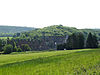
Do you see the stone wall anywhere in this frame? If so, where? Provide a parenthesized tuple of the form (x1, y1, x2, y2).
(9, 36, 68, 50)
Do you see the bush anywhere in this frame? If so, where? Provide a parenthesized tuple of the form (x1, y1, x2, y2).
(21, 44, 31, 51)
(13, 46, 18, 52)
(17, 48, 22, 52)
(3, 44, 13, 54)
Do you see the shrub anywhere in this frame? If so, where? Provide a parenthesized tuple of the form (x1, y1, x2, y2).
(3, 44, 13, 54)
(17, 48, 22, 52)
(13, 46, 18, 52)
(21, 44, 31, 51)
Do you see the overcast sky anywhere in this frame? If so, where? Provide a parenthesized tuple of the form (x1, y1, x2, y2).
(0, 0, 100, 29)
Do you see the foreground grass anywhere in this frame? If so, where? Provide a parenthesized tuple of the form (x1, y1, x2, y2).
(0, 49, 100, 75)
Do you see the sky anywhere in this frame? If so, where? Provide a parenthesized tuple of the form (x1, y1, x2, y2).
(0, 0, 100, 29)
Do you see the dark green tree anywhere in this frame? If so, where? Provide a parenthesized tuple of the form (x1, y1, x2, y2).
(86, 33, 93, 48)
(86, 32, 98, 48)
(66, 32, 85, 49)
(71, 33, 78, 49)
(92, 34, 98, 48)
(66, 35, 73, 50)
(77, 33, 85, 49)
(0, 39, 3, 52)
(3, 44, 13, 54)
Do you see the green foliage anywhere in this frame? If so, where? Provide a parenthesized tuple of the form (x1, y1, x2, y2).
(86, 33, 98, 48)
(17, 25, 79, 39)
(13, 46, 18, 52)
(12, 42, 17, 52)
(86, 33, 93, 48)
(14, 25, 100, 40)
(92, 35, 98, 48)
(20, 44, 31, 51)
(17, 47, 22, 52)
(77, 32, 85, 49)
(71, 33, 79, 49)
(0, 39, 3, 52)
(3, 44, 13, 54)
(66, 35, 73, 49)
(66, 32, 85, 49)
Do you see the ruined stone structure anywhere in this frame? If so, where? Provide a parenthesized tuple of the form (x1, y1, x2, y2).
(9, 36, 68, 50)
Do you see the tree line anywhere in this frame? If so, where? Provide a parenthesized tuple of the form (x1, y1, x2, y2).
(0, 32, 99, 54)
(0, 38, 31, 54)
(57, 32, 99, 50)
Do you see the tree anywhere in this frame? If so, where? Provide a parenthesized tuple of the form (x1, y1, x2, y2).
(92, 34, 98, 48)
(66, 35, 73, 50)
(3, 44, 13, 54)
(66, 33, 79, 49)
(77, 33, 85, 49)
(0, 39, 3, 52)
(86, 32, 98, 48)
(71, 33, 78, 49)
(66, 32, 85, 49)
(86, 33, 93, 48)
(20, 44, 31, 51)
(12, 42, 17, 52)
(7, 37, 10, 44)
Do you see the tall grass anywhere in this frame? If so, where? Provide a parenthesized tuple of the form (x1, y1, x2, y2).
(0, 49, 100, 75)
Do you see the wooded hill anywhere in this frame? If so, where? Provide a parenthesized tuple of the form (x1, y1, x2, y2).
(15, 25, 100, 40)
(0, 26, 35, 37)
(0, 26, 35, 33)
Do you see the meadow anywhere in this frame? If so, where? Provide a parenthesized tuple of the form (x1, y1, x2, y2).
(0, 49, 100, 75)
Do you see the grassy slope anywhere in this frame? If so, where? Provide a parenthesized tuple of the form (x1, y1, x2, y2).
(0, 49, 100, 75)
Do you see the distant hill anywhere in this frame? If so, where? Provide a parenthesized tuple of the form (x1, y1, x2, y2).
(0, 26, 35, 33)
(0, 25, 36, 37)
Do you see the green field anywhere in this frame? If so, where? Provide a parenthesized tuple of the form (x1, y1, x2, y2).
(0, 49, 100, 75)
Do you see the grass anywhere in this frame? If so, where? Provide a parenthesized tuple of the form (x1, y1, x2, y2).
(0, 49, 100, 75)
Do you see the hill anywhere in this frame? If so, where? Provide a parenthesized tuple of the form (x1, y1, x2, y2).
(0, 49, 100, 74)
(0, 25, 35, 37)
(0, 26, 35, 33)
(16, 25, 79, 39)
(17, 25, 100, 40)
